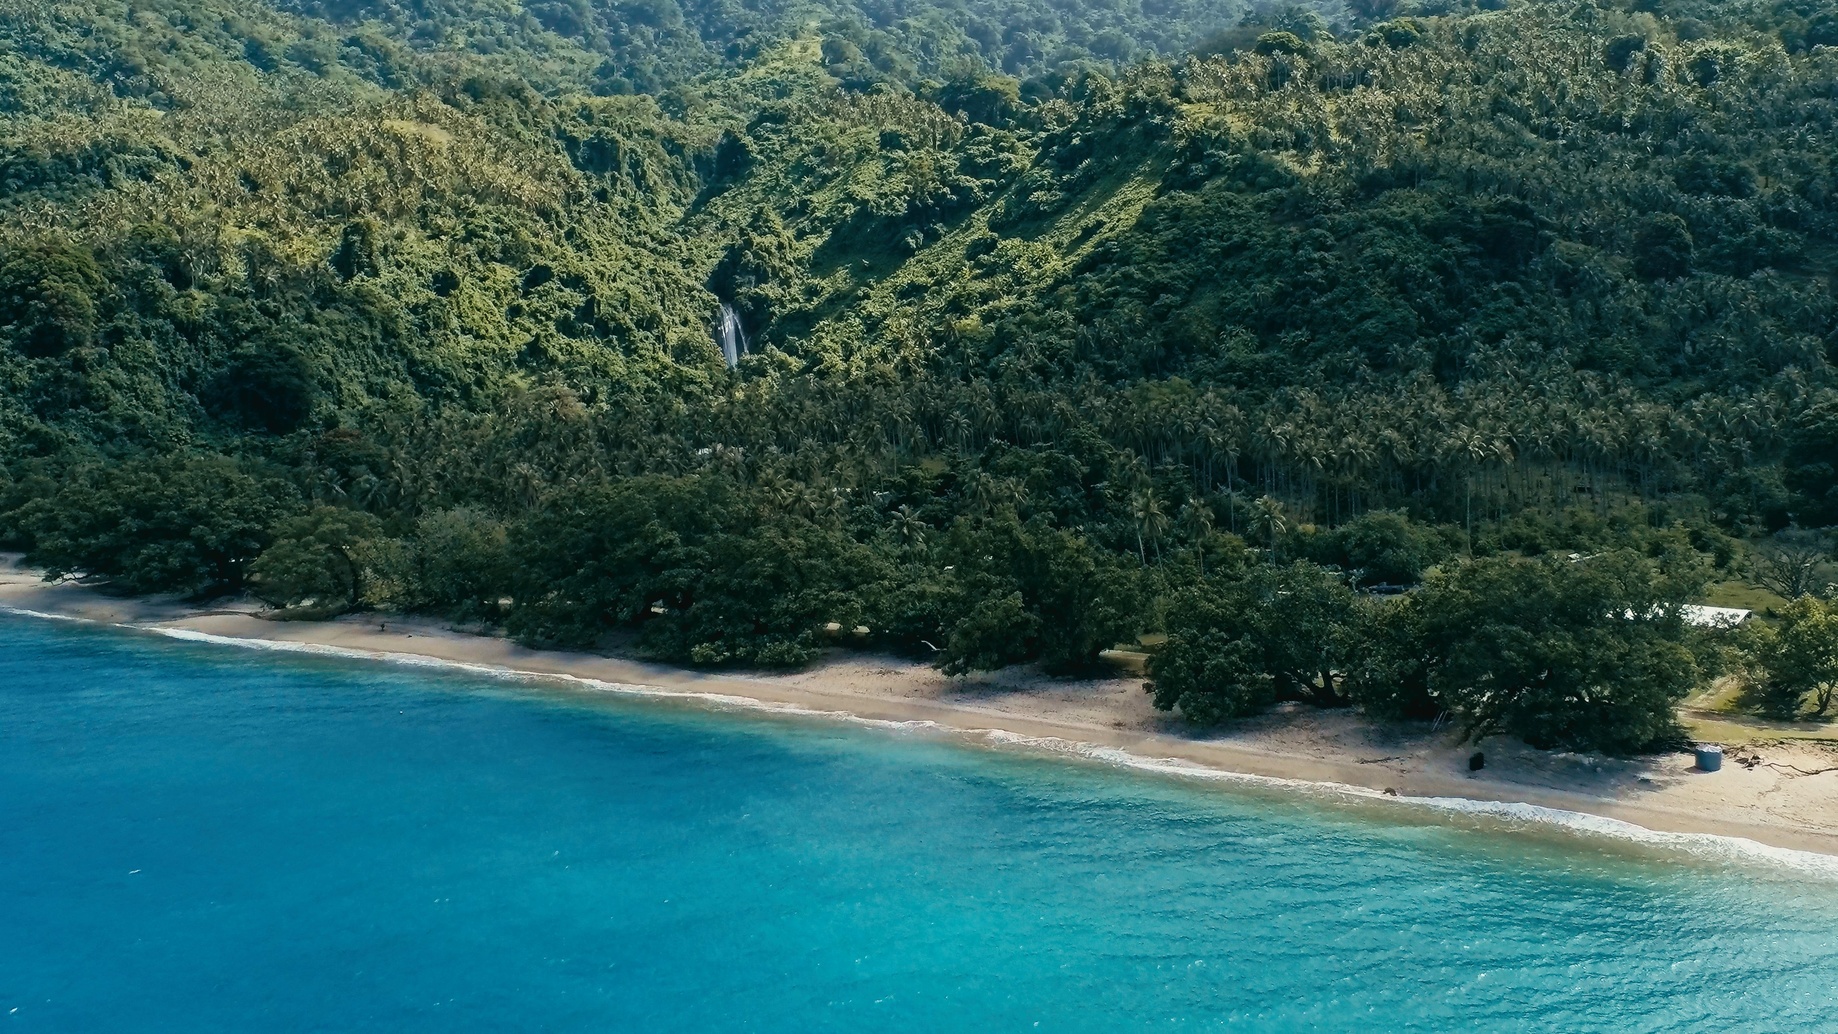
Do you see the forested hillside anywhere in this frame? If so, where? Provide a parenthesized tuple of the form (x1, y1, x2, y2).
(5, 0, 1838, 751)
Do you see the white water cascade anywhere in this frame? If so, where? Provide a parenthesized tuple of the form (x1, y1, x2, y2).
(715, 302, 748, 367)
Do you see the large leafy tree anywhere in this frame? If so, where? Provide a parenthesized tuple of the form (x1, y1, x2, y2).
(1410, 553, 1704, 754)
(930, 512, 1141, 675)
(1148, 562, 1356, 722)
(507, 476, 733, 650)
(13, 455, 299, 597)
(648, 516, 885, 668)
(249, 506, 389, 612)
(1741, 597, 1838, 719)
(409, 508, 514, 621)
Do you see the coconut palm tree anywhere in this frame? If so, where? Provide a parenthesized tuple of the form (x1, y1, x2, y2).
(1131, 489, 1170, 566)
(891, 504, 928, 556)
(1249, 496, 1288, 561)
(1177, 496, 1215, 576)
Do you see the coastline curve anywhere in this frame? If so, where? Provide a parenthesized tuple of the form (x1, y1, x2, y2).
(8, 603, 1836, 879)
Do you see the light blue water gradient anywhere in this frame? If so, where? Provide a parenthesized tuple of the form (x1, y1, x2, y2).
(3, 616, 1836, 1032)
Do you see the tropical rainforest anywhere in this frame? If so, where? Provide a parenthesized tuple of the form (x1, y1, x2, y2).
(4, 0, 1838, 753)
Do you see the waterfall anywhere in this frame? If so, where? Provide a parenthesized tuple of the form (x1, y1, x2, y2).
(714, 303, 748, 368)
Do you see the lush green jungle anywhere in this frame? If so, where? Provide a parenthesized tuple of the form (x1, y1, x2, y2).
(4, 0, 1838, 753)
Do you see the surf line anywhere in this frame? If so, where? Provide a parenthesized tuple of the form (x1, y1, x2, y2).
(7, 604, 1838, 878)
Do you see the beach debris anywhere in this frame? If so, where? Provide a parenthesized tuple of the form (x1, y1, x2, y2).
(1727, 746, 1838, 776)
(1772, 762, 1838, 776)
(1728, 747, 1764, 769)
(1720, 749, 1838, 782)
(1468, 751, 1486, 772)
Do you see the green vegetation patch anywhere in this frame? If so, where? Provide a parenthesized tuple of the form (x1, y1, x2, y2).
(6, 0, 1838, 755)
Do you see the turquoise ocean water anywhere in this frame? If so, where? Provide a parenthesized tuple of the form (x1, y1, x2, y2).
(3, 615, 1837, 1032)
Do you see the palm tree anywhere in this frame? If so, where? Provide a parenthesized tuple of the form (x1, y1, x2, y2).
(1177, 496, 1215, 576)
(891, 504, 928, 556)
(1249, 496, 1287, 561)
(1130, 489, 1169, 566)
(966, 472, 1000, 515)
(1443, 427, 1491, 552)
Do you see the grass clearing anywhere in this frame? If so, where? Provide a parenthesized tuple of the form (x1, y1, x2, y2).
(1699, 580, 1794, 617)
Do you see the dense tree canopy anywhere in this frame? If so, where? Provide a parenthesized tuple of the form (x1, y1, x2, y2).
(5, 0, 1838, 752)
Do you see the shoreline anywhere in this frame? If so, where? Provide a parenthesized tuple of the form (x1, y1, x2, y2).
(5, 559, 1838, 863)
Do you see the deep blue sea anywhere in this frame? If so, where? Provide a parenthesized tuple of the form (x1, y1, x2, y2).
(4, 616, 1837, 1032)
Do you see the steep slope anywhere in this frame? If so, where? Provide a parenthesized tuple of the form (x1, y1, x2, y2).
(2, 0, 1837, 724)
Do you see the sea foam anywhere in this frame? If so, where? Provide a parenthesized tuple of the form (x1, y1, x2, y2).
(9, 604, 1838, 879)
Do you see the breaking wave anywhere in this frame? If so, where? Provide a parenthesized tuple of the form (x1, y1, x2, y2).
(9, 605, 1837, 878)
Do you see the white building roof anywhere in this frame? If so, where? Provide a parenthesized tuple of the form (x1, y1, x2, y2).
(1681, 604, 1752, 629)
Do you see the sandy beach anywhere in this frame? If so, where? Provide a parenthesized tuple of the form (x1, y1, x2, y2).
(5, 555, 1837, 859)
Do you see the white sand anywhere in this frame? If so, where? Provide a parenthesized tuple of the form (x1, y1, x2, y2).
(5, 556, 1836, 858)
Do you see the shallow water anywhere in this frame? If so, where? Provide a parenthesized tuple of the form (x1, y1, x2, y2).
(4, 617, 1836, 1032)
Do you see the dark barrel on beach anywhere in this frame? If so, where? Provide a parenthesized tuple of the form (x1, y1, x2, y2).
(1694, 745, 1723, 772)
